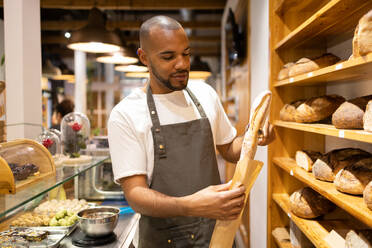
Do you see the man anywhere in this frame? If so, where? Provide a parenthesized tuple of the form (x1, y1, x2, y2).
(108, 16, 274, 247)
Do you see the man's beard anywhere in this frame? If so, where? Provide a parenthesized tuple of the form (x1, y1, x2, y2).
(150, 64, 188, 91)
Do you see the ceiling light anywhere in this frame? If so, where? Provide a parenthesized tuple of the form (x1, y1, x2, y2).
(42, 59, 62, 78)
(115, 64, 148, 72)
(64, 32, 71, 39)
(96, 51, 138, 64)
(189, 56, 212, 80)
(67, 8, 122, 53)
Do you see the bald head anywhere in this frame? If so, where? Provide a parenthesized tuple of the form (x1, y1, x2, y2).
(139, 16, 183, 51)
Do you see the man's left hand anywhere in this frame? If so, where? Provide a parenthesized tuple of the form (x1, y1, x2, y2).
(258, 121, 275, 146)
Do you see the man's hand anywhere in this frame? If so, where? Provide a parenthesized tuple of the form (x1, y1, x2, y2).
(182, 181, 246, 221)
(258, 120, 275, 146)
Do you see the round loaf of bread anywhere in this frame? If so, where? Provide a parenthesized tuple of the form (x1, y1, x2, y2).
(364, 100, 372, 132)
(294, 95, 345, 123)
(289, 187, 335, 219)
(288, 58, 319, 77)
(332, 95, 372, 129)
(296, 150, 322, 172)
(277, 62, 295, 81)
(363, 181, 372, 211)
(279, 100, 305, 122)
(358, 10, 372, 56)
(334, 157, 372, 195)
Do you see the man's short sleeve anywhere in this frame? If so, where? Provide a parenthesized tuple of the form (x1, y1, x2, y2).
(108, 112, 148, 184)
(213, 91, 237, 146)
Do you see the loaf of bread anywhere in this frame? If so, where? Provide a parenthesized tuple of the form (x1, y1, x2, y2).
(312, 148, 371, 182)
(288, 54, 340, 78)
(313, 53, 341, 68)
(364, 100, 372, 132)
(294, 95, 345, 123)
(277, 62, 295, 81)
(352, 24, 360, 58)
(363, 181, 372, 211)
(357, 10, 372, 56)
(279, 99, 305, 122)
(295, 150, 322, 172)
(332, 95, 372, 129)
(289, 187, 335, 219)
(334, 157, 372, 195)
(345, 230, 372, 248)
(288, 58, 319, 77)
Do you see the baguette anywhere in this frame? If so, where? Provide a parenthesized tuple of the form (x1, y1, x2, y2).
(209, 91, 271, 248)
(294, 95, 345, 123)
(334, 157, 372, 195)
(289, 187, 335, 219)
(295, 150, 322, 172)
(332, 95, 372, 129)
(364, 100, 372, 132)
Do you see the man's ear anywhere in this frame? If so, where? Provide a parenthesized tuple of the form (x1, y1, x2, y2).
(137, 48, 148, 66)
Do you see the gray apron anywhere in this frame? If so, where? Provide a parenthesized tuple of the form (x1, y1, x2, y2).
(138, 85, 221, 248)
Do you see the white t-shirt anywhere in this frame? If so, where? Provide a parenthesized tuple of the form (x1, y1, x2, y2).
(108, 80, 237, 185)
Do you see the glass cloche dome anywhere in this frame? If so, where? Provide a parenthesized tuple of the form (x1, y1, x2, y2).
(61, 112, 90, 158)
(37, 129, 61, 156)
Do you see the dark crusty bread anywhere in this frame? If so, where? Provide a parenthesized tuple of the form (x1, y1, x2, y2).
(364, 181, 372, 211)
(334, 157, 372, 195)
(294, 95, 345, 123)
(364, 100, 372, 132)
(357, 10, 372, 56)
(295, 150, 322, 172)
(332, 95, 372, 129)
(312, 148, 371, 182)
(289, 187, 335, 219)
(279, 99, 305, 122)
(313, 53, 341, 68)
(277, 62, 295, 81)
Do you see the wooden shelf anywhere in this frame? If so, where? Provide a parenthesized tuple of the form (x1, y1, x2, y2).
(273, 53, 372, 87)
(273, 193, 331, 248)
(272, 227, 293, 248)
(274, 120, 372, 144)
(275, 0, 372, 51)
(273, 157, 372, 228)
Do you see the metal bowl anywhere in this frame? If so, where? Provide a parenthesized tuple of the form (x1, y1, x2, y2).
(77, 206, 120, 237)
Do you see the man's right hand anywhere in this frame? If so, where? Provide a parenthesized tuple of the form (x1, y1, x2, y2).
(181, 181, 246, 221)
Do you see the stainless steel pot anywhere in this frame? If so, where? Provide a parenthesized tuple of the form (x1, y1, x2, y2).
(77, 206, 120, 237)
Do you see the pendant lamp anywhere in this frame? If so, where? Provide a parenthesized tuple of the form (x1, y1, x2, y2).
(67, 8, 122, 53)
(115, 64, 148, 73)
(96, 50, 138, 64)
(125, 72, 150, 78)
(189, 56, 211, 80)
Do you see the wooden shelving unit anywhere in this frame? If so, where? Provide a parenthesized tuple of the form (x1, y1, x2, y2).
(273, 53, 372, 87)
(273, 193, 331, 248)
(275, 0, 372, 51)
(273, 157, 372, 227)
(274, 121, 372, 144)
(268, 0, 372, 247)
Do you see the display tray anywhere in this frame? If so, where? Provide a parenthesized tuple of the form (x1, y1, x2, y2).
(10, 222, 78, 236)
(9, 227, 69, 248)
